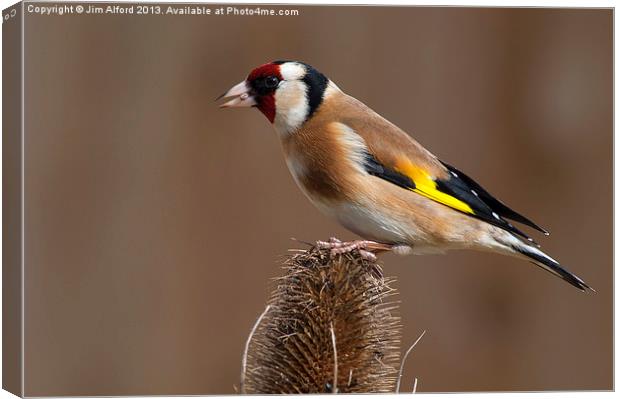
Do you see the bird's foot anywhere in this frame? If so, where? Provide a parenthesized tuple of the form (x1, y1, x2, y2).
(316, 238, 392, 262)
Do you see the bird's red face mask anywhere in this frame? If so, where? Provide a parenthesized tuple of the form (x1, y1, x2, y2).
(218, 63, 282, 123)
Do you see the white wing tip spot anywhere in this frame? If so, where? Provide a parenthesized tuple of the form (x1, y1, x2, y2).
(450, 171, 458, 177)
(492, 212, 500, 220)
(471, 189, 478, 197)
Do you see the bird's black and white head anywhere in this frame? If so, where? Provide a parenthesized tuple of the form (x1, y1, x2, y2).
(218, 61, 337, 135)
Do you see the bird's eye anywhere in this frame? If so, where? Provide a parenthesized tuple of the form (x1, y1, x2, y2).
(265, 76, 279, 88)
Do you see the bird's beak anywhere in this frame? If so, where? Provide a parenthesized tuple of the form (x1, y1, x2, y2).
(216, 81, 257, 108)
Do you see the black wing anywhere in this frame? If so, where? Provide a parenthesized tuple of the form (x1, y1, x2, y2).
(439, 161, 549, 235)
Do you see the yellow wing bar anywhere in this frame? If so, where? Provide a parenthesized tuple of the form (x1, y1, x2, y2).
(394, 160, 474, 215)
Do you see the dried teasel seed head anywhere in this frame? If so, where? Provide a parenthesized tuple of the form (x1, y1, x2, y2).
(242, 246, 402, 394)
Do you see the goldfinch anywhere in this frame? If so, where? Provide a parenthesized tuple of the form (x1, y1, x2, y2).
(218, 60, 592, 292)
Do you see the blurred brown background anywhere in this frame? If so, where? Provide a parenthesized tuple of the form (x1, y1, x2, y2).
(22, 5, 612, 395)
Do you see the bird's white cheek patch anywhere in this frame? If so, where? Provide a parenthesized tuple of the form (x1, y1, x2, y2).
(274, 81, 309, 135)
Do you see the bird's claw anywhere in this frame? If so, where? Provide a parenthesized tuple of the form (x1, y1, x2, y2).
(316, 239, 392, 261)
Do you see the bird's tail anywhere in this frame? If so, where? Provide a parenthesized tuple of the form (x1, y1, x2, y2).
(496, 233, 594, 292)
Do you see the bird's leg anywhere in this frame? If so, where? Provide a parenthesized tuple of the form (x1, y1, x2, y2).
(316, 239, 393, 262)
